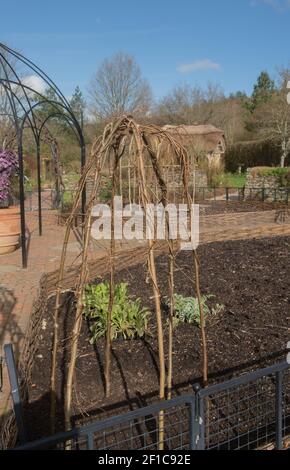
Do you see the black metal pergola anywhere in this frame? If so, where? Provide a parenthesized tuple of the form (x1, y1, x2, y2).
(0, 43, 86, 268)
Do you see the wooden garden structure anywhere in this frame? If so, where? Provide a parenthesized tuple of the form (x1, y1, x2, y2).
(50, 116, 208, 449)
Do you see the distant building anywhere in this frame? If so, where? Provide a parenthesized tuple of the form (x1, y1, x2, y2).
(162, 124, 226, 172)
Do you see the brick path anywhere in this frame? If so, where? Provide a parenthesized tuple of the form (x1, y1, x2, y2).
(0, 210, 145, 415)
(0, 212, 77, 415)
(0, 206, 290, 417)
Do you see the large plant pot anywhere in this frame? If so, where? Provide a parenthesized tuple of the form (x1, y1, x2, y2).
(0, 207, 21, 255)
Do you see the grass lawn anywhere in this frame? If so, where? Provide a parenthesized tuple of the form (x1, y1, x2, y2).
(211, 172, 246, 188)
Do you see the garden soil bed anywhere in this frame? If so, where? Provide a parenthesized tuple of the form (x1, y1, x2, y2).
(24, 235, 290, 444)
(200, 200, 288, 215)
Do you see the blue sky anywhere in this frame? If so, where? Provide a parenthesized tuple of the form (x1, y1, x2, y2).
(1, 0, 290, 100)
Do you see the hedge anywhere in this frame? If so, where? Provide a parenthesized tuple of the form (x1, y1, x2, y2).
(225, 140, 286, 172)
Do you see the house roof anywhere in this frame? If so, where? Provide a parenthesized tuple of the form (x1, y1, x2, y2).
(162, 124, 226, 153)
(162, 124, 224, 136)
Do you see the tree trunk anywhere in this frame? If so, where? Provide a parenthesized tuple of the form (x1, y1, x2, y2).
(136, 138, 166, 450)
(193, 250, 208, 387)
(104, 156, 117, 397)
(280, 152, 286, 168)
(167, 245, 174, 400)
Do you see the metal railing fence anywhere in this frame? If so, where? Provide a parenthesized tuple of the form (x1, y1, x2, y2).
(196, 361, 289, 450)
(15, 395, 195, 451)
(195, 186, 290, 203)
(8, 355, 289, 451)
(21, 186, 290, 212)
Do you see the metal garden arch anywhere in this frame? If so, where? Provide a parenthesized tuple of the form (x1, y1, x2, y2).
(0, 43, 86, 268)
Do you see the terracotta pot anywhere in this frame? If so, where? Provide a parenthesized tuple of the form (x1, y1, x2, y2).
(0, 206, 21, 255)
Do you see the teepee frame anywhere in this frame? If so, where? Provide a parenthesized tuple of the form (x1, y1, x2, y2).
(50, 116, 208, 449)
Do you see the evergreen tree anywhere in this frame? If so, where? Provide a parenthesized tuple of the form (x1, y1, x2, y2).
(70, 86, 86, 128)
(229, 91, 248, 100)
(248, 71, 275, 112)
(35, 88, 66, 124)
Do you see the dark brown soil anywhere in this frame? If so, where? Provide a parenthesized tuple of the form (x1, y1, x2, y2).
(200, 200, 288, 215)
(25, 235, 290, 442)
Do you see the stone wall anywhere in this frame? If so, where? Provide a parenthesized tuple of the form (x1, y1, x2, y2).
(85, 169, 208, 203)
(245, 168, 289, 202)
(195, 170, 208, 187)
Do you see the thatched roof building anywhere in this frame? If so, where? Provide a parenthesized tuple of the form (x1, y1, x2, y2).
(162, 124, 226, 159)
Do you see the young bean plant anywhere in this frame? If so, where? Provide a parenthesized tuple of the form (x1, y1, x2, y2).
(83, 282, 151, 342)
(166, 293, 224, 329)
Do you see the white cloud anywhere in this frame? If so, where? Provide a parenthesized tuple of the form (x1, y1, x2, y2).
(177, 59, 221, 75)
(22, 75, 46, 94)
(251, 0, 290, 10)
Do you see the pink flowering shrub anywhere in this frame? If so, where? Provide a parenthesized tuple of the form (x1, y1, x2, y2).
(0, 150, 19, 206)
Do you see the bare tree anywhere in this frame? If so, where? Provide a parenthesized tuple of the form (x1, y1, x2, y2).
(210, 97, 248, 144)
(0, 48, 19, 148)
(89, 52, 152, 120)
(255, 68, 290, 167)
(156, 84, 202, 125)
(155, 82, 227, 126)
(155, 82, 248, 143)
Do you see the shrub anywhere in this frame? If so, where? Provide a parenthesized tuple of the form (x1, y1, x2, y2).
(83, 282, 151, 342)
(165, 293, 224, 328)
(210, 172, 246, 188)
(99, 178, 112, 202)
(250, 167, 290, 187)
(225, 140, 283, 172)
(259, 167, 290, 186)
(253, 166, 290, 177)
(60, 191, 74, 213)
(0, 150, 19, 206)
